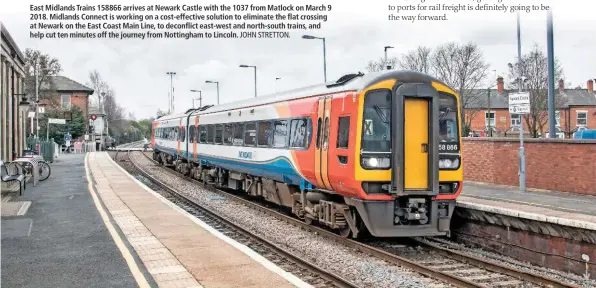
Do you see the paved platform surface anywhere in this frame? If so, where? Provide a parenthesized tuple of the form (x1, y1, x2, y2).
(1, 154, 144, 288)
(88, 152, 305, 288)
(459, 182, 596, 229)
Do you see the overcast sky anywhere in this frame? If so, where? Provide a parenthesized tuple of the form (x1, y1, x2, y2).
(2, 0, 595, 119)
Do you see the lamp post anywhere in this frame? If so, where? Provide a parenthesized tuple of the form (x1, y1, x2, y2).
(166, 72, 176, 114)
(239, 65, 257, 98)
(190, 90, 202, 108)
(275, 77, 281, 93)
(205, 80, 219, 105)
(384, 46, 394, 70)
(34, 59, 39, 138)
(302, 34, 327, 83)
(546, 10, 556, 139)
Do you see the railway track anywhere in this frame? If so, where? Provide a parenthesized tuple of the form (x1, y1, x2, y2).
(118, 150, 357, 288)
(124, 150, 580, 288)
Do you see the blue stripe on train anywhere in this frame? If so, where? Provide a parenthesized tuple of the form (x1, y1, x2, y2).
(154, 144, 303, 185)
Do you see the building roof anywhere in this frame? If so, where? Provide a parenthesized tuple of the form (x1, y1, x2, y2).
(0, 22, 26, 65)
(465, 88, 596, 109)
(26, 75, 94, 94)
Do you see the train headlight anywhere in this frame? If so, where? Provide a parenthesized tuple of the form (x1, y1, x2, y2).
(361, 156, 391, 169)
(439, 156, 460, 169)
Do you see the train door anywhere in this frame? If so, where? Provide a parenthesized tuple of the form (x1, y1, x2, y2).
(314, 95, 333, 190)
(177, 118, 183, 157)
(392, 83, 439, 196)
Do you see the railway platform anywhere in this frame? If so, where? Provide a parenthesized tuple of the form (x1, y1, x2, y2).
(459, 182, 596, 229)
(86, 151, 307, 288)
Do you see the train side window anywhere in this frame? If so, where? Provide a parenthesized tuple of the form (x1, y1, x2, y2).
(223, 123, 233, 145)
(207, 125, 215, 143)
(258, 121, 272, 147)
(233, 123, 244, 145)
(199, 126, 207, 143)
(244, 122, 257, 146)
(290, 118, 307, 148)
(315, 118, 322, 149)
(180, 126, 186, 142)
(323, 117, 330, 149)
(194, 125, 198, 142)
(337, 116, 350, 149)
(215, 124, 223, 144)
(189, 126, 195, 143)
(273, 120, 288, 148)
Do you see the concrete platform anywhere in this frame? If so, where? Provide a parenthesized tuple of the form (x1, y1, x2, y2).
(459, 182, 596, 230)
(87, 152, 309, 288)
(1, 154, 145, 288)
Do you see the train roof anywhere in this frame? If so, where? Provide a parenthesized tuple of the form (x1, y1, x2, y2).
(189, 70, 451, 116)
(151, 70, 451, 122)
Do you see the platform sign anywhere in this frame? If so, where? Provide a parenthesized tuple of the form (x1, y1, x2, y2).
(64, 134, 72, 141)
(508, 92, 531, 115)
(48, 118, 66, 124)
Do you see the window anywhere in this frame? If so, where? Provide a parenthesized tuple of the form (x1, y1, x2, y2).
(223, 124, 233, 145)
(337, 116, 350, 148)
(233, 123, 244, 145)
(199, 126, 207, 143)
(511, 114, 521, 127)
(316, 118, 322, 149)
(273, 120, 288, 148)
(188, 126, 194, 143)
(215, 124, 223, 144)
(555, 110, 561, 127)
(194, 125, 198, 142)
(290, 118, 308, 148)
(61, 94, 71, 109)
(180, 126, 185, 142)
(362, 90, 391, 152)
(322, 118, 330, 149)
(207, 125, 215, 143)
(485, 112, 495, 127)
(244, 122, 257, 146)
(258, 121, 272, 147)
(577, 111, 587, 127)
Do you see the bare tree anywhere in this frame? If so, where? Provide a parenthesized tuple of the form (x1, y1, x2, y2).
(23, 49, 62, 105)
(156, 109, 167, 118)
(507, 44, 564, 138)
(398, 46, 432, 73)
(86, 70, 110, 110)
(430, 42, 490, 135)
(365, 57, 399, 72)
(102, 87, 125, 122)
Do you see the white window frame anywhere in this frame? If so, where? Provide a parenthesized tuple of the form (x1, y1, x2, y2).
(485, 112, 495, 127)
(61, 94, 72, 110)
(576, 110, 587, 127)
(510, 114, 521, 127)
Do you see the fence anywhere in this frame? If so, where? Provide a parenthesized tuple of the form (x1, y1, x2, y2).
(25, 137, 56, 162)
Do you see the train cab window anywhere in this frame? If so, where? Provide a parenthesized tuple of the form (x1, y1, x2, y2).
(290, 118, 308, 148)
(337, 116, 350, 149)
(362, 89, 392, 152)
(233, 123, 244, 145)
(273, 120, 288, 148)
(199, 126, 207, 143)
(244, 122, 257, 146)
(207, 125, 215, 143)
(258, 121, 272, 147)
(215, 124, 223, 144)
(223, 124, 233, 145)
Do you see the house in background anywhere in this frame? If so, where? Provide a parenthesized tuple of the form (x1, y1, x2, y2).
(465, 77, 596, 137)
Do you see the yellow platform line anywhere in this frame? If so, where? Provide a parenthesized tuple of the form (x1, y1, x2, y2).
(84, 153, 151, 288)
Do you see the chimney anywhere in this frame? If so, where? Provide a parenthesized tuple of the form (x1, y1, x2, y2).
(558, 79, 564, 93)
(588, 80, 594, 93)
(497, 76, 504, 93)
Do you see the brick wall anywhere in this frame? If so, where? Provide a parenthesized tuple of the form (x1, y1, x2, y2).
(462, 138, 596, 195)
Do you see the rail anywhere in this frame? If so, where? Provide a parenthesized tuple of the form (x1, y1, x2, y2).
(123, 149, 579, 288)
(122, 149, 357, 288)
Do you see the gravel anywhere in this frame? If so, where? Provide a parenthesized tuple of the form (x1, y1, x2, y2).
(127, 151, 451, 288)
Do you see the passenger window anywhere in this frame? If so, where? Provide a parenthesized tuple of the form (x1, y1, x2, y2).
(258, 121, 272, 147)
(215, 124, 223, 144)
(207, 125, 215, 143)
(244, 122, 257, 146)
(233, 123, 244, 145)
(337, 116, 350, 148)
(273, 120, 288, 148)
(315, 118, 322, 149)
(194, 125, 198, 142)
(188, 126, 194, 143)
(223, 124, 233, 145)
(199, 126, 207, 143)
(290, 118, 307, 148)
(180, 126, 186, 142)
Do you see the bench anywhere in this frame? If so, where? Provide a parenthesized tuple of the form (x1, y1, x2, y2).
(0, 161, 26, 196)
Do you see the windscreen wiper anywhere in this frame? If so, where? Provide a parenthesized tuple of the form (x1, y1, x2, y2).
(373, 105, 389, 123)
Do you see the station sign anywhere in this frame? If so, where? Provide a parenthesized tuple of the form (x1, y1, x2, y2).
(508, 92, 531, 115)
(48, 118, 66, 124)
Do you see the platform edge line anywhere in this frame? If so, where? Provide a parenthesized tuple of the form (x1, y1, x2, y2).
(85, 152, 151, 288)
(106, 152, 313, 288)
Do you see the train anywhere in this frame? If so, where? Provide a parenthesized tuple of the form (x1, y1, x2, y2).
(151, 70, 463, 238)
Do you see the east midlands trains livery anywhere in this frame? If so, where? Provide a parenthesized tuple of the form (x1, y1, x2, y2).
(151, 70, 463, 238)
